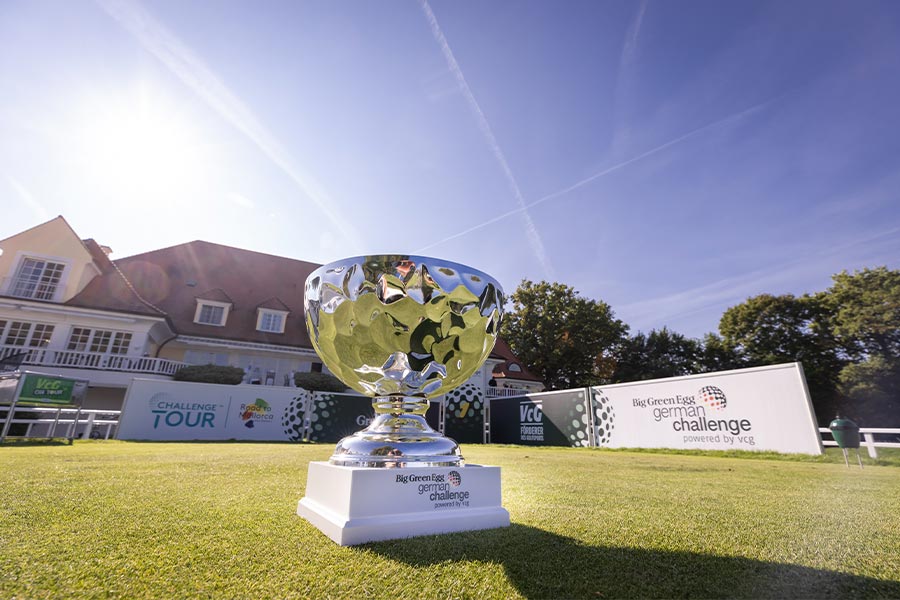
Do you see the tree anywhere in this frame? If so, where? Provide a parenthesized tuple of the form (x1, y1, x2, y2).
(818, 267, 900, 425)
(837, 356, 900, 424)
(501, 280, 628, 389)
(695, 333, 747, 374)
(718, 293, 844, 423)
(820, 266, 900, 360)
(612, 327, 701, 383)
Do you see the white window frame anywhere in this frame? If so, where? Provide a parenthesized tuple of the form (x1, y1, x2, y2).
(5, 253, 70, 301)
(66, 327, 133, 355)
(256, 309, 288, 334)
(0, 320, 56, 348)
(194, 300, 231, 326)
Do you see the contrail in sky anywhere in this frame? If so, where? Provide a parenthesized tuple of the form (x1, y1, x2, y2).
(95, 0, 362, 250)
(416, 98, 775, 252)
(419, 0, 554, 279)
(7, 175, 49, 221)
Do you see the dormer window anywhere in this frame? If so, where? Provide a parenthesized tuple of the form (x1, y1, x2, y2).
(10, 257, 66, 301)
(257, 309, 287, 333)
(508, 363, 522, 373)
(194, 300, 231, 326)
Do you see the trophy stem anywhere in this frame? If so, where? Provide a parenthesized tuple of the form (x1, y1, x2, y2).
(329, 396, 462, 468)
(373, 395, 428, 416)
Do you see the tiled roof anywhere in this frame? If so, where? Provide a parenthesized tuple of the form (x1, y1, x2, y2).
(69, 238, 542, 387)
(66, 241, 166, 318)
(257, 297, 291, 312)
(81, 238, 115, 272)
(490, 337, 543, 382)
(195, 288, 234, 304)
(111, 240, 317, 348)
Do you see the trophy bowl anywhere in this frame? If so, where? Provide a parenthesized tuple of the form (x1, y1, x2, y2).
(304, 255, 504, 467)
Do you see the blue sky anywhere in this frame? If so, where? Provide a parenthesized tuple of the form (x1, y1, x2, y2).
(2, 0, 898, 338)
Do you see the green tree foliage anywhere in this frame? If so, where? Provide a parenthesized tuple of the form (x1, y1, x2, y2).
(818, 267, 900, 424)
(502, 280, 628, 389)
(293, 372, 348, 393)
(613, 328, 701, 382)
(695, 333, 746, 374)
(838, 356, 900, 422)
(820, 266, 900, 359)
(173, 364, 245, 385)
(717, 293, 844, 424)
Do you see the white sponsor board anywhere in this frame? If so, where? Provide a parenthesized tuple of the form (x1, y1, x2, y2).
(591, 363, 823, 454)
(117, 378, 311, 441)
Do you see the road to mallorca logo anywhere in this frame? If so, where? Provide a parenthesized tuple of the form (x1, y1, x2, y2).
(240, 398, 274, 428)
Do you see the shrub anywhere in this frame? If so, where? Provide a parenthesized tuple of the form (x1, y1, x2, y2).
(173, 364, 245, 385)
(294, 372, 348, 392)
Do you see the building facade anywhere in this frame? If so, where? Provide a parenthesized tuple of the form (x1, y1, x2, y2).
(0, 217, 543, 410)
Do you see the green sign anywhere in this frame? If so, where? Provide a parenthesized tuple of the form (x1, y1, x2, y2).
(18, 374, 77, 405)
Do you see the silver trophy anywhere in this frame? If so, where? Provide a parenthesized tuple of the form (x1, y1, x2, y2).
(304, 255, 504, 467)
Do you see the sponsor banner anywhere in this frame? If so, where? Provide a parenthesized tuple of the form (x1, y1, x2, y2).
(306, 396, 442, 443)
(443, 383, 485, 444)
(489, 389, 592, 447)
(305, 394, 375, 443)
(118, 379, 443, 442)
(424, 401, 442, 433)
(118, 379, 314, 441)
(591, 362, 822, 454)
(18, 374, 83, 406)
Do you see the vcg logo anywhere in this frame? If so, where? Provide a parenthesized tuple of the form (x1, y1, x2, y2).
(519, 401, 544, 442)
(520, 402, 542, 423)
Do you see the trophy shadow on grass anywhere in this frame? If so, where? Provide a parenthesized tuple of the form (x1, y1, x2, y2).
(365, 524, 900, 599)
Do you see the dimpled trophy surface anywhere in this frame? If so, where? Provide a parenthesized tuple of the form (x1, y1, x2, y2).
(305, 255, 503, 467)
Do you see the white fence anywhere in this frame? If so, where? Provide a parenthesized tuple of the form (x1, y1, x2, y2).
(3, 403, 899, 460)
(1, 405, 120, 440)
(486, 387, 533, 398)
(0, 345, 186, 376)
(818, 427, 900, 459)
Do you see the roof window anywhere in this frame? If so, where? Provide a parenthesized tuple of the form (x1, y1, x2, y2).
(194, 300, 231, 326)
(256, 308, 287, 334)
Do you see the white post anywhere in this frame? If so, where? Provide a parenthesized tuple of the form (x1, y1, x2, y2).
(49, 407, 62, 439)
(863, 432, 878, 459)
(84, 412, 96, 440)
(481, 393, 493, 444)
(585, 387, 596, 447)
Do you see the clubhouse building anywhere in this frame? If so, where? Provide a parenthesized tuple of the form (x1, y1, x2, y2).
(0, 216, 542, 409)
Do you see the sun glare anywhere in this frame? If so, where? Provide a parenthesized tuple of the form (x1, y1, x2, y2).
(74, 85, 213, 203)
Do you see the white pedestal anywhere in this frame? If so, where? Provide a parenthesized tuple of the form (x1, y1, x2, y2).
(297, 462, 510, 546)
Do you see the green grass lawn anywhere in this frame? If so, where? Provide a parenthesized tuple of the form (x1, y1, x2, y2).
(1, 442, 899, 599)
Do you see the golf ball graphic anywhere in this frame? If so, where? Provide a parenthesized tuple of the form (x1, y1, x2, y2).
(698, 386, 727, 410)
(592, 390, 616, 446)
(282, 392, 311, 441)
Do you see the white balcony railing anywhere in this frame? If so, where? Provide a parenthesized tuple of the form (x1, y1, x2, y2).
(486, 387, 531, 398)
(0, 345, 187, 376)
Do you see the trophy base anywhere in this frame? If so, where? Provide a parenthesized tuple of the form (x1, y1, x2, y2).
(297, 462, 510, 546)
(329, 413, 462, 468)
